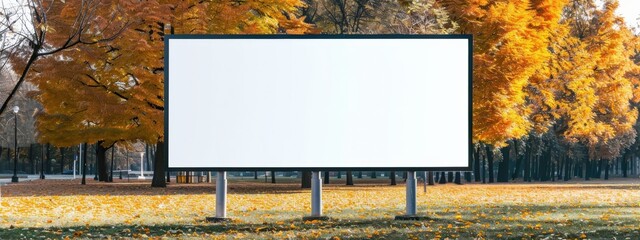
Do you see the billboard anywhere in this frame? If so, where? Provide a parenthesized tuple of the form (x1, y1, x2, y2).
(165, 35, 472, 171)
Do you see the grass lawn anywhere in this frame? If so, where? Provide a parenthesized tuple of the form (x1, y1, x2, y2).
(0, 178, 639, 239)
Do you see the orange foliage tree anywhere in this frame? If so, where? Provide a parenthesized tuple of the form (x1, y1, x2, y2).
(29, 0, 314, 186)
(3, 0, 129, 116)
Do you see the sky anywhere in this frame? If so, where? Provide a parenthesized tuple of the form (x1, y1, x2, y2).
(615, 0, 640, 29)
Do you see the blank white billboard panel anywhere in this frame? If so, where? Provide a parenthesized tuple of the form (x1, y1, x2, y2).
(166, 36, 471, 170)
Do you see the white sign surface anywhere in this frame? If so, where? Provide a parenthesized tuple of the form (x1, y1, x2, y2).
(166, 36, 470, 169)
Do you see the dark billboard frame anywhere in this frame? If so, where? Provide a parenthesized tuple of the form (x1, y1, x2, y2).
(164, 34, 473, 172)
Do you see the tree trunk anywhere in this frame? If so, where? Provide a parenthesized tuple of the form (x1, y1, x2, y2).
(0, 147, 4, 170)
(564, 157, 571, 181)
(109, 147, 114, 182)
(537, 154, 544, 181)
(271, 171, 276, 183)
(523, 142, 531, 182)
(45, 144, 51, 174)
(95, 141, 108, 182)
(40, 145, 45, 179)
(482, 152, 487, 183)
(346, 171, 353, 185)
(622, 154, 628, 178)
(357, 171, 362, 178)
(591, 159, 599, 179)
(576, 158, 582, 178)
(438, 171, 447, 184)
(151, 141, 166, 187)
(91, 144, 98, 180)
(454, 172, 462, 184)
(545, 153, 550, 180)
(556, 156, 563, 180)
(60, 147, 66, 174)
(486, 145, 494, 183)
(533, 155, 539, 181)
(81, 143, 88, 185)
(145, 144, 152, 171)
(473, 147, 481, 182)
(371, 171, 377, 178)
(497, 145, 510, 182)
(632, 153, 637, 176)
(428, 171, 434, 185)
(584, 159, 590, 181)
(28, 144, 35, 174)
(254, 171, 258, 179)
(604, 160, 610, 180)
(390, 171, 396, 185)
(512, 141, 521, 180)
(551, 158, 556, 182)
(323, 171, 330, 184)
(447, 171, 454, 182)
(464, 171, 472, 182)
(301, 171, 311, 188)
(596, 159, 605, 179)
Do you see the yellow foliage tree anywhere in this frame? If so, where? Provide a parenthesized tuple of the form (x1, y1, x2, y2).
(550, 0, 638, 160)
(439, 0, 565, 147)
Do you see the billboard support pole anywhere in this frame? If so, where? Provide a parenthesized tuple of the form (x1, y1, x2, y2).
(303, 171, 329, 221)
(206, 171, 230, 222)
(395, 171, 427, 220)
(406, 171, 417, 215)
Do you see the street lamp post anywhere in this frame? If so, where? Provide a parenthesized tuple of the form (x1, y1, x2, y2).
(138, 152, 145, 180)
(11, 106, 19, 183)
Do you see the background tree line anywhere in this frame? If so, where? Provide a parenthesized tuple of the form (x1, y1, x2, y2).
(0, 0, 639, 187)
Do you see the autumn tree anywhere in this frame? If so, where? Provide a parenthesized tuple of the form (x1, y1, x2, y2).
(439, 0, 566, 183)
(585, 1, 638, 162)
(29, 0, 314, 187)
(528, 0, 639, 180)
(440, 0, 564, 144)
(498, 0, 640, 181)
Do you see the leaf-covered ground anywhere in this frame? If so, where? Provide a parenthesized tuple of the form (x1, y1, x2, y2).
(1, 178, 639, 239)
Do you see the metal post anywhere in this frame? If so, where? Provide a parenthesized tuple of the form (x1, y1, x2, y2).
(395, 171, 424, 220)
(303, 171, 328, 220)
(311, 171, 322, 216)
(73, 157, 77, 179)
(206, 171, 229, 222)
(406, 171, 417, 215)
(138, 152, 145, 179)
(216, 171, 227, 217)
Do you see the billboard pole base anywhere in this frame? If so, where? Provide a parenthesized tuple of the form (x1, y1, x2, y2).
(207, 171, 229, 222)
(205, 217, 231, 223)
(303, 171, 328, 220)
(302, 216, 330, 221)
(395, 171, 425, 220)
(394, 215, 430, 221)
